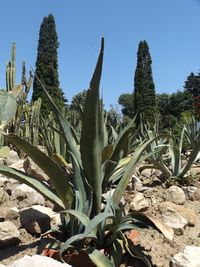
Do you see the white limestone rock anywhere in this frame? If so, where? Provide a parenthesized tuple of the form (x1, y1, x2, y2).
(6, 150, 20, 166)
(171, 246, 200, 267)
(8, 255, 71, 267)
(11, 184, 45, 208)
(0, 221, 20, 247)
(166, 186, 186, 205)
(130, 192, 149, 212)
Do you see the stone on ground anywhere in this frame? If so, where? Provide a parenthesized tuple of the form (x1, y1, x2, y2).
(20, 205, 60, 234)
(0, 221, 20, 247)
(6, 150, 20, 166)
(166, 186, 186, 205)
(11, 184, 45, 208)
(0, 188, 9, 204)
(171, 246, 200, 267)
(8, 255, 71, 267)
(130, 192, 149, 212)
(159, 202, 198, 227)
(23, 157, 50, 182)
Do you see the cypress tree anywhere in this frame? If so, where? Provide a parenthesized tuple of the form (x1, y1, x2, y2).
(32, 14, 66, 117)
(133, 40, 156, 128)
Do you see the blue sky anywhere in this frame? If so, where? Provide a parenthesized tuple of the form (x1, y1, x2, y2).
(0, 0, 200, 109)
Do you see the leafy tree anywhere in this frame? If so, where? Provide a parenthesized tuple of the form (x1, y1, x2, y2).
(184, 72, 200, 118)
(133, 40, 156, 127)
(184, 72, 200, 97)
(69, 90, 87, 112)
(118, 93, 134, 118)
(156, 91, 193, 130)
(32, 14, 66, 117)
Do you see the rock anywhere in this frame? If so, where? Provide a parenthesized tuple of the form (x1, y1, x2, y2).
(23, 157, 50, 182)
(159, 202, 198, 227)
(130, 192, 149, 212)
(141, 178, 152, 186)
(0, 188, 9, 204)
(4, 179, 20, 195)
(152, 169, 162, 177)
(132, 175, 143, 191)
(161, 206, 188, 231)
(0, 175, 9, 187)
(193, 188, 200, 201)
(20, 205, 60, 234)
(6, 150, 20, 166)
(189, 167, 200, 177)
(183, 186, 198, 200)
(8, 255, 71, 267)
(9, 159, 25, 171)
(0, 221, 20, 247)
(5, 207, 20, 220)
(11, 184, 45, 208)
(140, 169, 152, 178)
(171, 246, 200, 267)
(166, 186, 186, 205)
(143, 187, 166, 202)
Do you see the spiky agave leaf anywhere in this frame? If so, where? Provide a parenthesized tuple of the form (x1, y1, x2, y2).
(0, 133, 73, 209)
(80, 38, 104, 217)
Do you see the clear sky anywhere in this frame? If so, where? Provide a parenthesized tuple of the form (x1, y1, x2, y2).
(0, 0, 200, 109)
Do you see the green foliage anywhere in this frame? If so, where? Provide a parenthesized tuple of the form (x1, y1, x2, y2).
(134, 40, 156, 128)
(184, 72, 200, 97)
(70, 90, 87, 113)
(156, 91, 193, 131)
(0, 38, 158, 266)
(118, 93, 134, 118)
(32, 14, 67, 118)
(184, 72, 200, 119)
(141, 123, 200, 184)
(0, 90, 17, 130)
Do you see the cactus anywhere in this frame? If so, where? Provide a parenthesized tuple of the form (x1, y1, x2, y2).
(6, 42, 16, 91)
(30, 98, 42, 145)
(21, 61, 33, 98)
(0, 90, 17, 130)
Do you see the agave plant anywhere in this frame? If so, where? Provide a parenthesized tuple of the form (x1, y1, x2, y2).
(0, 38, 161, 266)
(140, 125, 200, 184)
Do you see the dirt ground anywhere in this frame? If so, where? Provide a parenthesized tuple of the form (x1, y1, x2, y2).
(0, 186, 200, 267)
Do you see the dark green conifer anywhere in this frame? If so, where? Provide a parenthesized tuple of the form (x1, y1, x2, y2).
(32, 14, 66, 117)
(133, 40, 156, 127)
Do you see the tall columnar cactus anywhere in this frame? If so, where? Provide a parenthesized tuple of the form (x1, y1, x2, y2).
(21, 61, 33, 99)
(30, 98, 42, 145)
(6, 42, 16, 92)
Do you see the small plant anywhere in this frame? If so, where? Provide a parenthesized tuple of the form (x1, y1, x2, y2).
(141, 125, 200, 184)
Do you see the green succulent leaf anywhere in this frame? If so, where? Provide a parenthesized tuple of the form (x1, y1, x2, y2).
(113, 136, 167, 205)
(87, 247, 113, 267)
(0, 164, 64, 208)
(80, 38, 104, 216)
(109, 239, 123, 267)
(69, 152, 93, 216)
(1, 133, 73, 209)
(60, 210, 113, 256)
(60, 209, 90, 227)
(33, 71, 81, 166)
